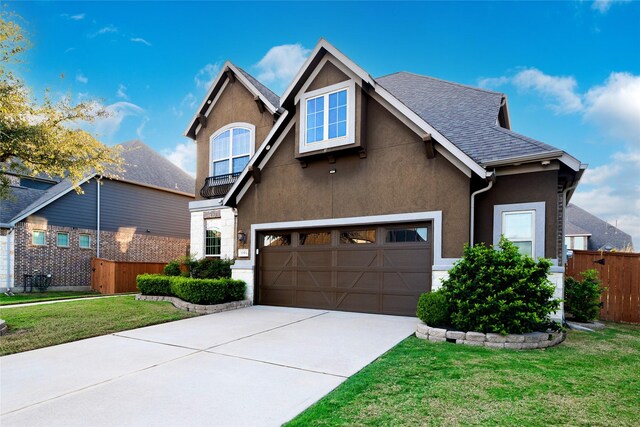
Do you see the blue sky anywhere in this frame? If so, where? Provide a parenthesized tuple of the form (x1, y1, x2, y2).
(8, 1, 640, 245)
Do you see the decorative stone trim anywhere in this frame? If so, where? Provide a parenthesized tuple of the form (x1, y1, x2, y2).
(416, 322, 565, 350)
(0, 319, 7, 336)
(135, 294, 252, 314)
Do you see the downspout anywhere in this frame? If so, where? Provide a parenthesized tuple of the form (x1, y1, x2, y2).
(562, 183, 578, 266)
(96, 176, 102, 259)
(470, 171, 496, 246)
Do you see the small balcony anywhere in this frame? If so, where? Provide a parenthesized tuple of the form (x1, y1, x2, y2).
(199, 172, 241, 199)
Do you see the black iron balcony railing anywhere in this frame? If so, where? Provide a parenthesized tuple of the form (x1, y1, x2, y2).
(199, 172, 241, 199)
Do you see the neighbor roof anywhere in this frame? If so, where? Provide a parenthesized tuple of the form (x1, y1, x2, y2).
(376, 72, 562, 166)
(567, 204, 634, 251)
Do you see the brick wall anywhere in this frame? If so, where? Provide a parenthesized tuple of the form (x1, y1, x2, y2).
(13, 222, 189, 289)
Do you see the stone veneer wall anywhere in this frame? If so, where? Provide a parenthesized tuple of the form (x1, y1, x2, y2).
(13, 222, 189, 289)
(190, 207, 235, 260)
(0, 229, 15, 289)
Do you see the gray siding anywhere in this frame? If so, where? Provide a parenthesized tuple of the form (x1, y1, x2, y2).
(25, 179, 192, 238)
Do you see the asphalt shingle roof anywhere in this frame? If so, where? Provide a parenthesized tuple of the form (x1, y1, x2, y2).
(235, 66, 281, 110)
(376, 72, 561, 165)
(0, 186, 46, 224)
(567, 204, 634, 251)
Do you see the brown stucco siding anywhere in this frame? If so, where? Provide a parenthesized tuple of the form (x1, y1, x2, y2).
(195, 80, 275, 200)
(473, 170, 559, 259)
(306, 60, 349, 91)
(237, 96, 471, 259)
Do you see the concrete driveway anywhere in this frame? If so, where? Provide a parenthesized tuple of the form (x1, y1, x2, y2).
(0, 306, 417, 427)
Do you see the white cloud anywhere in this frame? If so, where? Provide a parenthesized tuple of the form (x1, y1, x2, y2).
(90, 25, 118, 38)
(75, 73, 88, 84)
(172, 93, 198, 118)
(584, 72, 640, 146)
(130, 37, 151, 46)
(116, 84, 128, 100)
(254, 43, 310, 91)
(194, 63, 220, 89)
(591, 0, 630, 13)
(61, 13, 85, 21)
(136, 117, 149, 139)
(163, 142, 197, 177)
(91, 101, 145, 138)
(572, 150, 640, 249)
(64, 47, 75, 54)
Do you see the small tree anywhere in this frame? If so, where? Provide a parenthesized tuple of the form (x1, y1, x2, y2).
(565, 269, 604, 322)
(440, 237, 560, 334)
(0, 8, 121, 199)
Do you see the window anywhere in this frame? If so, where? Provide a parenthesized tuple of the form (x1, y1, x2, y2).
(79, 234, 91, 249)
(386, 227, 428, 243)
(502, 211, 535, 257)
(205, 228, 221, 257)
(340, 229, 376, 244)
(493, 202, 546, 260)
(263, 234, 291, 247)
(299, 232, 331, 246)
(565, 235, 588, 251)
(299, 81, 355, 153)
(56, 232, 69, 247)
(210, 125, 253, 177)
(32, 230, 46, 246)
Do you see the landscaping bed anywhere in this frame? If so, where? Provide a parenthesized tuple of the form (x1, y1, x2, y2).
(135, 294, 251, 314)
(0, 296, 198, 356)
(287, 323, 640, 426)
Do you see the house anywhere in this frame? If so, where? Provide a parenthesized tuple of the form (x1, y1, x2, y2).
(185, 39, 584, 317)
(0, 140, 195, 291)
(566, 204, 634, 251)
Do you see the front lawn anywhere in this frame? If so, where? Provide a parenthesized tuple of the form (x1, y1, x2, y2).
(0, 291, 101, 306)
(0, 296, 199, 356)
(288, 323, 640, 426)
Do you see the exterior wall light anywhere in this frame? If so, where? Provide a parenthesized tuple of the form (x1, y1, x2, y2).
(237, 230, 247, 244)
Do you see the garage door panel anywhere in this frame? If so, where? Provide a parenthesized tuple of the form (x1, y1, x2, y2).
(296, 290, 333, 308)
(259, 289, 293, 306)
(261, 251, 294, 267)
(261, 270, 293, 288)
(336, 271, 379, 290)
(298, 270, 332, 288)
(297, 251, 333, 267)
(383, 248, 431, 267)
(336, 292, 380, 313)
(336, 250, 378, 268)
(383, 272, 431, 292)
(383, 295, 421, 316)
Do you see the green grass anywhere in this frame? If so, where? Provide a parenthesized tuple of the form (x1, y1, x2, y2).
(0, 296, 199, 356)
(0, 291, 102, 306)
(288, 323, 640, 426)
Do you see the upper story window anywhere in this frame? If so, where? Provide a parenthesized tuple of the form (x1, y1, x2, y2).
(299, 81, 355, 154)
(210, 124, 255, 178)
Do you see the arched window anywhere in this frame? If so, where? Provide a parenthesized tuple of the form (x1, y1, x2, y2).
(210, 124, 254, 177)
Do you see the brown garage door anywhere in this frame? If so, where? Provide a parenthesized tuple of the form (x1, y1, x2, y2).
(257, 223, 432, 316)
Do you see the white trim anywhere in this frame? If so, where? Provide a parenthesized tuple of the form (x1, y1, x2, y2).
(493, 202, 546, 260)
(9, 175, 95, 225)
(294, 54, 362, 104)
(298, 81, 356, 153)
(434, 146, 472, 178)
(248, 210, 452, 269)
(31, 229, 46, 246)
(56, 231, 70, 248)
(209, 122, 256, 177)
(189, 198, 224, 212)
(79, 233, 92, 249)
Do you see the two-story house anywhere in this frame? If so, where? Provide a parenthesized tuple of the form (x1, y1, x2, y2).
(185, 39, 584, 317)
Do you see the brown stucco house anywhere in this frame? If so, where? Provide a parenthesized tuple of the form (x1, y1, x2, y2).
(185, 39, 585, 318)
(0, 141, 194, 291)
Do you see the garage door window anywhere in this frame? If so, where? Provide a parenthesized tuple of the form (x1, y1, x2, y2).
(263, 234, 291, 247)
(299, 232, 331, 246)
(386, 227, 428, 243)
(340, 229, 376, 244)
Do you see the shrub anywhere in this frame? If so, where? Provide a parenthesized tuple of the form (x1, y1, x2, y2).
(440, 237, 560, 335)
(416, 290, 450, 327)
(565, 269, 604, 322)
(163, 260, 182, 276)
(137, 274, 172, 295)
(136, 274, 246, 305)
(191, 258, 234, 279)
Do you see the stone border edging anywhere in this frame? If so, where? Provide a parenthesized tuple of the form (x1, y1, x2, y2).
(0, 319, 7, 336)
(416, 322, 565, 350)
(135, 294, 251, 314)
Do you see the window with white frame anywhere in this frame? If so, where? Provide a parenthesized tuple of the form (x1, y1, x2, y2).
(205, 221, 221, 257)
(210, 125, 253, 177)
(79, 234, 91, 249)
(565, 235, 588, 250)
(32, 230, 46, 246)
(56, 232, 69, 247)
(493, 202, 546, 260)
(299, 81, 355, 153)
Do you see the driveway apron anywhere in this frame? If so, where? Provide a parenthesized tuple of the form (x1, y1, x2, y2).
(0, 305, 417, 427)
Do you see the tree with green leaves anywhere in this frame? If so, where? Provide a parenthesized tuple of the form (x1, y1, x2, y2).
(0, 8, 121, 199)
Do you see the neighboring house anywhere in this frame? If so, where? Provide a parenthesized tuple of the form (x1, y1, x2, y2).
(0, 140, 195, 291)
(185, 39, 584, 317)
(566, 204, 634, 251)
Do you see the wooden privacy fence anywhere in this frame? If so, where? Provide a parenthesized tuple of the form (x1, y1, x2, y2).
(565, 250, 640, 324)
(91, 258, 166, 294)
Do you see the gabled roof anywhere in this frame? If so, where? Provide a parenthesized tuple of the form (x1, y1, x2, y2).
(567, 204, 634, 251)
(2, 140, 195, 226)
(184, 61, 280, 139)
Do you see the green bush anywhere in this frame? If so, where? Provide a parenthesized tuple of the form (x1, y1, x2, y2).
(416, 290, 450, 327)
(163, 260, 182, 276)
(191, 258, 234, 279)
(565, 269, 604, 322)
(440, 237, 560, 335)
(136, 274, 246, 305)
(137, 274, 172, 295)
